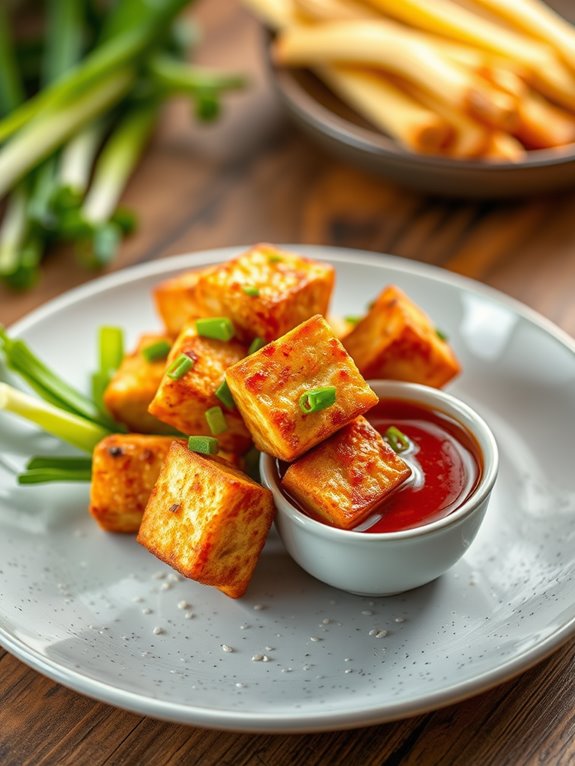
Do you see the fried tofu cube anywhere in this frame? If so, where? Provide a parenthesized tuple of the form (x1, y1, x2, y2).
(154, 271, 204, 337)
(282, 416, 411, 530)
(137, 441, 276, 598)
(103, 333, 175, 434)
(343, 285, 461, 388)
(90, 434, 176, 533)
(226, 315, 378, 461)
(148, 324, 252, 453)
(193, 243, 335, 342)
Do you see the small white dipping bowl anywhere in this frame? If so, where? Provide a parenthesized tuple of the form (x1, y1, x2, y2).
(260, 380, 499, 597)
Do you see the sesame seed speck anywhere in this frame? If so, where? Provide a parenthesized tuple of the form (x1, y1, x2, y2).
(394, 617, 406, 623)
(309, 636, 321, 642)
(361, 610, 373, 615)
(142, 608, 152, 615)
(152, 572, 166, 580)
(253, 604, 265, 611)
(177, 600, 189, 610)
(152, 626, 165, 635)
(160, 582, 172, 591)
(222, 644, 234, 653)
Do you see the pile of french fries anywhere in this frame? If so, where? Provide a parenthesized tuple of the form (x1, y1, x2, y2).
(245, 0, 575, 161)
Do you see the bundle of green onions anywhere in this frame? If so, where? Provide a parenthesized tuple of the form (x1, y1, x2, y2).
(0, 323, 128, 482)
(0, 0, 246, 289)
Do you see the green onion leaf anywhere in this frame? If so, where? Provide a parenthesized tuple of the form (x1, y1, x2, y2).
(242, 285, 260, 297)
(167, 353, 195, 380)
(98, 326, 124, 375)
(26, 455, 93, 471)
(142, 339, 171, 363)
(18, 467, 92, 484)
(344, 315, 363, 325)
(0, 382, 111, 452)
(195, 317, 235, 342)
(248, 337, 266, 355)
(435, 328, 449, 342)
(298, 386, 337, 415)
(267, 253, 282, 264)
(187, 435, 219, 455)
(385, 426, 411, 454)
(215, 379, 236, 410)
(205, 405, 228, 435)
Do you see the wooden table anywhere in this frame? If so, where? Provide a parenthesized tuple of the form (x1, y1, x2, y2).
(1, 3, 575, 764)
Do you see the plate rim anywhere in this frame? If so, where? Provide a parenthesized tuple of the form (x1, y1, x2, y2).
(2, 244, 575, 732)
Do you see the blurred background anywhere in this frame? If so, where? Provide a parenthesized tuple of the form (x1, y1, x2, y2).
(1, 0, 575, 338)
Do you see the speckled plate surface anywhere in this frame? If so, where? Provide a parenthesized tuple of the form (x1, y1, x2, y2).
(1, 246, 574, 732)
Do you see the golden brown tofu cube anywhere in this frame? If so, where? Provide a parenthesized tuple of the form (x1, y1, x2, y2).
(154, 271, 204, 337)
(137, 442, 276, 598)
(90, 434, 176, 533)
(343, 285, 461, 388)
(226, 315, 378, 462)
(282, 416, 411, 530)
(193, 243, 335, 342)
(103, 333, 175, 434)
(148, 324, 252, 453)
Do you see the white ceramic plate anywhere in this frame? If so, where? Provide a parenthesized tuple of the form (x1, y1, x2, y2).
(1, 246, 574, 733)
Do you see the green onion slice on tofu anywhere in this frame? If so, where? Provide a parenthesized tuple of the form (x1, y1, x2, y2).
(242, 285, 260, 297)
(195, 317, 235, 342)
(298, 386, 336, 414)
(166, 353, 194, 380)
(385, 426, 411, 454)
(141, 339, 171, 362)
(187, 435, 219, 455)
(205, 405, 228, 435)
(215, 379, 235, 410)
(248, 337, 266, 355)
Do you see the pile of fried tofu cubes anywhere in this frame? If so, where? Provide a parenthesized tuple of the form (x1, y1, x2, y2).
(89, 244, 460, 598)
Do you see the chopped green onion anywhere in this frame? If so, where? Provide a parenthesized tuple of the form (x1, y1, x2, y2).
(205, 405, 228, 435)
(344, 315, 363, 325)
(142, 339, 171, 362)
(166, 353, 195, 380)
(195, 317, 235, 342)
(298, 386, 337, 415)
(187, 435, 219, 455)
(215, 379, 236, 410)
(248, 337, 266, 355)
(435, 328, 449, 342)
(242, 285, 260, 297)
(385, 426, 411, 454)
(267, 253, 282, 264)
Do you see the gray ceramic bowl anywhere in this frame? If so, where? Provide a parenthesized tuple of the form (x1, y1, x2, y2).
(265, 0, 575, 199)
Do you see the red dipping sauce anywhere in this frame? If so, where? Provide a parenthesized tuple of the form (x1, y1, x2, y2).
(361, 399, 482, 533)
